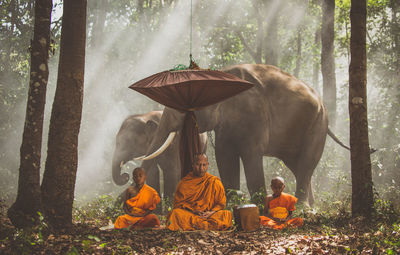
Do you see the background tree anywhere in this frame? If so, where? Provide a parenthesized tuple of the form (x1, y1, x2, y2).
(264, 0, 280, 66)
(40, 0, 87, 228)
(7, 0, 52, 228)
(321, 0, 337, 126)
(0, 1, 37, 202)
(349, 0, 374, 216)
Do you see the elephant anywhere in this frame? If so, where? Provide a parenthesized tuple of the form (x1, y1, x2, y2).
(139, 64, 332, 205)
(112, 111, 207, 199)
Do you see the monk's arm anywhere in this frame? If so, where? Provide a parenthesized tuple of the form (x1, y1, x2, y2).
(123, 187, 134, 214)
(123, 187, 147, 217)
(283, 210, 293, 222)
(263, 196, 272, 216)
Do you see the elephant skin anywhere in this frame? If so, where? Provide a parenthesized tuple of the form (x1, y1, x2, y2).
(112, 111, 207, 199)
(142, 64, 329, 205)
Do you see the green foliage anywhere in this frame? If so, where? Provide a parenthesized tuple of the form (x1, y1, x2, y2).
(73, 195, 123, 226)
(8, 213, 49, 255)
(161, 195, 173, 214)
(373, 198, 399, 224)
(250, 187, 267, 215)
(66, 246, 80, 255)
(226, 189, 250, 211)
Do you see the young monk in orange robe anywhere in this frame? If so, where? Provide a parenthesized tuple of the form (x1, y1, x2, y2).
(167, 154, 232, 231)
(114, 167, 161, 229)
(259, 177, 303, 230)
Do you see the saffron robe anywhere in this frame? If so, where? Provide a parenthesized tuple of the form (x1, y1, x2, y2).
(259, 192, 303, 230)
(114, 184, 160, 229)
(168, 172, 232, 231)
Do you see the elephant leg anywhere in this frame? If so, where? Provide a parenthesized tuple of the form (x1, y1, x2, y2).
(308, 181, 315, 206)
(288, 120, 327, 206)
(145, 163, 160, 195)
(287, 154, 316, 206)
(293, 170, 312, 205)
(215, 134, 240, 191)
(240, 150, 265, 196)
(161, 160, 180, 201)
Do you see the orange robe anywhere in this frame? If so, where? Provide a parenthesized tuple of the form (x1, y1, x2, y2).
(259, 192, 303, 230)
(168, 172, 232, 231)
(114, 184, 160, 229)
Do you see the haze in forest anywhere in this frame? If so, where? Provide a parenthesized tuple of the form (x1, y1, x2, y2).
(1, 0, 399, 208)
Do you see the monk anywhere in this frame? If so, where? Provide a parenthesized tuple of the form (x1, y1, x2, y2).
(114, 167, 161, 229)
(259, 177, 303, 230)
(167, 153, 233, 231)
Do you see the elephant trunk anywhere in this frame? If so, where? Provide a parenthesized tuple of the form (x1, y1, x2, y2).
(112, 150, 131, 186)
(141, 107, 185, 169)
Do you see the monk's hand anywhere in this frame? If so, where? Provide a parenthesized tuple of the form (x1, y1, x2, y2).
(199, 210, 215, 219)
(272, 217, 284, 223)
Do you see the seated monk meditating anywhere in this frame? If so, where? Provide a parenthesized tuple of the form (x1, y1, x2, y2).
(167, 153, 233, 231)
(114, 167, 161, 229)
(259, 177, 303, 230)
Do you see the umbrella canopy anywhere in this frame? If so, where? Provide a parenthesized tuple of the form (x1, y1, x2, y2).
(129, 69, 253, 111)
(129, 68, 254, 178)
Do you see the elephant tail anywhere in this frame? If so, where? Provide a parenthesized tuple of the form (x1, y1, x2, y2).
(327, 128, 350, 150)
(327, 128, 377, 153)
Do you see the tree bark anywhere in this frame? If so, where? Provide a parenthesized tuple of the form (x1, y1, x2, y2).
(321, 0, 337, 127)
(90, 0, 107, 49)
(313, 28, 321, 94)
(41, 0, 87, 229)
(294, 29, 302, 77)
(254, 0, 263, 64)
(349, 0, 374, 217)
(7, 0, 52, 228)
(264, 0, 279, 66)
(390, 0, 400, 72)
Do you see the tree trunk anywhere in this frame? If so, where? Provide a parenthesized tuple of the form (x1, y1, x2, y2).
(7, 0, 52, 229)
(313, 28, 321, 94)
(90, 0, 107, 49)
(321, 0, 337, 127)
(390, 0, 400, 72)
(349, 0, 374, 217)
(294, 29, 302, 77)
(254, 0, 263, 64)
(41, 0, 87, 229)
(264, 0, 279, 66)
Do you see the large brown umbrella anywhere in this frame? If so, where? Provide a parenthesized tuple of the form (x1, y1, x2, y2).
(129, 67, 254, 178)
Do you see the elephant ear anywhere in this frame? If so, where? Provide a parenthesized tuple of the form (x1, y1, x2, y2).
(145, 119, 159, 140)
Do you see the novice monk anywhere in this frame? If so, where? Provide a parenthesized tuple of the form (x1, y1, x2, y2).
(259, 177, 303, 230)
(114, 167, 161, 229)
(167, 153, 232, 231)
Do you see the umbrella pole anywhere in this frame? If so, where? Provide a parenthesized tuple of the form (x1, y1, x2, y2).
(179, 111, 201, 178)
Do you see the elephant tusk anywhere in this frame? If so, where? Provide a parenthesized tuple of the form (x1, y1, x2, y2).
(134, 132, 176, 161)
(120, 161, 124, 168)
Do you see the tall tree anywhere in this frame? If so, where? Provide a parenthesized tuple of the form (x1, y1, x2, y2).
(349, 0, 374, 217)
(390, 0, 400, 72)
(312, 28, 321, 93)
(236, 0, 281, 65)
(264, 0, 280, 66)
(41, 0, 87, 228)
(293, 28, 303, 77)
(7, 0, 52, 228)
(321, 0, 337, 127)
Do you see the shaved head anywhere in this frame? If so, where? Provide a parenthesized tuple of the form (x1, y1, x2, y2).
(270, 176, 285, 197)
(132, 167, 146, 175)
(194, 153, 208, 163)
(271, 176, 284, 185)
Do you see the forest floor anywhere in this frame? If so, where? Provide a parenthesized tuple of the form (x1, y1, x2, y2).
(1, 211, 399, 255)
